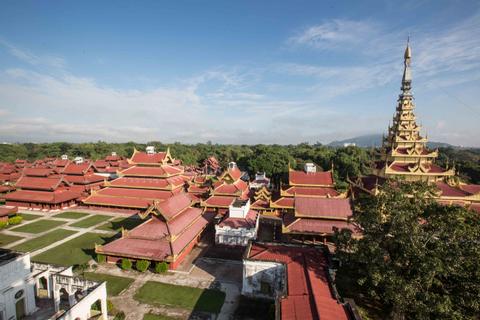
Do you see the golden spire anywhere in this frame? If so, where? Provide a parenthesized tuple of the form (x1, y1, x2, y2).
(401, 38, 412, 95)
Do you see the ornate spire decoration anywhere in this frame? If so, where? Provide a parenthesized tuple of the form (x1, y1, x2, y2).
(372, 40, 454, 182)
(401, 38, 412, 97)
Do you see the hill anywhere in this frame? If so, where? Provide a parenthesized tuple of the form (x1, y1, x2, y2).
(327, 134, 453, 149)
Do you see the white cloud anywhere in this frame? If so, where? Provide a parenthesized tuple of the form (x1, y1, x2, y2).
(287, 19, 377, 50)
(0, 39, 66, 69)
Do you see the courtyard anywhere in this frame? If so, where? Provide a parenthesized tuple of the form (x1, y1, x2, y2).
(0, 208, 242, 320)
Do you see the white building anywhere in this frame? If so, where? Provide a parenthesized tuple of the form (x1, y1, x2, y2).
(249, 172, 271, 190)
(0, 250, 107, 320)
(215, 199, 259, 246)
(0, 250, 36, 320)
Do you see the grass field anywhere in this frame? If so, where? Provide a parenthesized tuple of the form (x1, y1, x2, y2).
(70, 215, 111, 228)
(20, 213, 42, 221)
(11, 229, 77, 252)
(143, 314, 179, 320)
(11, 219, 67, 233)
(54, 211, 90, 219)
(134, 281, 225, 314)
(33, 232, 116, 266)
(83, 272, 134, 296)
(96, 217, 144, 232)
(0, 233, 23, 246)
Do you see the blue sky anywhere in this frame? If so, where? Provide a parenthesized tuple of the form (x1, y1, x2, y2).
(0, 0, 479, 146)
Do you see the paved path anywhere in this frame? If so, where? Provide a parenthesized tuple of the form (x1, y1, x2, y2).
(1, 209, 119, 254)
(1, 209, 244, 319)
(95, 258, 243, 320)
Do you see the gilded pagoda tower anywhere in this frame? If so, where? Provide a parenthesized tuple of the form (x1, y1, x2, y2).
(373, 42, 455, 182)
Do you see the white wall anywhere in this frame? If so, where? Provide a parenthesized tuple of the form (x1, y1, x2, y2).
(242, 259, 285, 299)
(0, 254, 37, 319)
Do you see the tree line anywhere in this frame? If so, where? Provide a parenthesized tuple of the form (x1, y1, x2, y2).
(0, 142, 479, 185)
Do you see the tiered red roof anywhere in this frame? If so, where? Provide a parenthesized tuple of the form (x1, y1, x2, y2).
(97, 193, 215, 268)
(246, 243, 350, 320)
(289, 169, 334, 186)
(61, 162, 105, 194)
(83, 149, 188, 213)
(201, 165, 249, 211)
(281, 197, 356, 237)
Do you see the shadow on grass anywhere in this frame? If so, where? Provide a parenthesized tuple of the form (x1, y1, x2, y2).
(190, 284, 226, 315)
(78, 233, 119, 267)
(106, 217, 145, 232)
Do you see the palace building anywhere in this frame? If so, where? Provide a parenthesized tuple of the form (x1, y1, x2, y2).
(201, 162, 249, 214)
(264, 163, 355, 243)
(61, 159, 105, 196)
(352, 42, 480, 212)
(83, 147, 188, 214)
(373, 42, 454, 182)
(5, 170, 80, 211)
(95, 193, 215, 269)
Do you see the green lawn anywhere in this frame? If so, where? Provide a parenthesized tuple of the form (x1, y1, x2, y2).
(70, 215, 111, 228)
(33, 232, 116, 266)
(11, 229, 77, 252)
(83, 272, 134, 296)
(11, 220, 67, 233)
(96, 217, 144, 232)
(0, 233, 23, 246)
(54, 211, 90, 219)
(20, 213, 42, 221)
(134, 281, 225, 314)
(143, 314, 179, 320)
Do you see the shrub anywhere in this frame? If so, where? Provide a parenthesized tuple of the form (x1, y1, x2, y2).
(96, 254, 106, 263)
(154, 261, 168, 273)
(121, 258, 132, 271)
(136, 259, 150, 272)
(107, 299, 115, 314)
(113, 311, 125, 320)
(8, 215, 22, 225)
(73, 263, 89, 274)
(0, 220, 7, 229)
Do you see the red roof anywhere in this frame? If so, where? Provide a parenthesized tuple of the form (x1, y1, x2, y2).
(96, 187, 174, 200)
(0, 205, 18, 217)
(83, 194, 151, 208)
(283, 186, 339, 197)
(153, 193, 192, 220)
(119, 165, 182, 177)
(247, 244, 349, 320)
(218, 209, 257, 229)
(202, 195, 236, 208)
(470, 203, 480, 214)
(64, 174, 105, 185)
(285, 216, 357, 235)
(251, 199, 270, 209)
(130, 151, 168, 164)
(15, 176, 70, 191)
(109, 176, 184, 190)
(436, 182, 471, 198)
(460, 184, 480, 195)
(5, 189, 80, 204)
(23, 168, 54, 177)
(62, 162, 96, 175)
(295, 197, 352, 219)
(271, 197, 295, 208)
(289, 170, 334, 186)
(99, 206, 214, 262)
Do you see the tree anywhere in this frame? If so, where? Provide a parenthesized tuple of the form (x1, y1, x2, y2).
(335, 180, 480, 319)
(154, 261, 168, 273)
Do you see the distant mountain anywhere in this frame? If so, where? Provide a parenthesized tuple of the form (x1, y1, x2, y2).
(327, 134, 454, 148)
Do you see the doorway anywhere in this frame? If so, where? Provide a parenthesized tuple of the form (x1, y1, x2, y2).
(15, 298, 25, 319)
